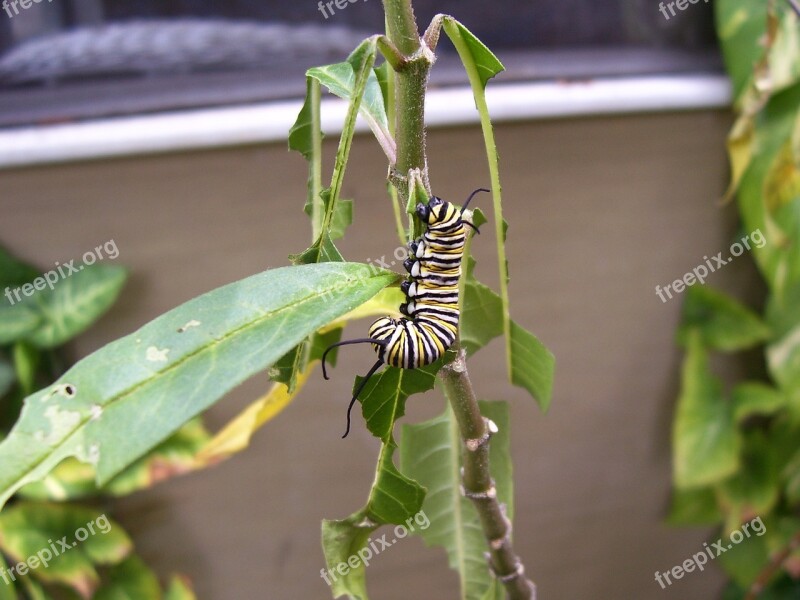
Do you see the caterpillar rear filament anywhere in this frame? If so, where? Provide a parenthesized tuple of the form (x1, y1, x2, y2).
(322, 188, 489, 438)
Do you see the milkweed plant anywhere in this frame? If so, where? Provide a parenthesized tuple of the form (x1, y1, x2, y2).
(0, 0, 555, 598)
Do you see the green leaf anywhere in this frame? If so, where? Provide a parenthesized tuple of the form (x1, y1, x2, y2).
(102, 418, 211, 496)
(400, 401, 512, 600)
(13, 265, 127, 349)
(0, 302, 41, 346)
(460, 259, 503, 356)
(0, 553, 16, 600)
(289, 223, 344, 265)
(460, 258, 555, 411)
(289, 76, 320, 161)
(366, 440, 426, 525)
(321, 440, 424, 599)
(441, 19, 504, 90)
(271, 325, 346, 397)
(330, 199, 354, 241)
(13, 341, 39, 397)
(678, 285, 771, 351)
(164, 575, 196, 600)
(719, 431, 781, 523)
(0, 357, 13, 401)
(666, 487, 723, 526)
(0, 246, 47, 345)
(715, 0, 770, 102)
(783, 446, 800, 504)
(357, 363, 438, 443)
(307, 37, 394, 161)
(94, 555, 161, 600)
(17, 575, 50, 600)
(767, 4, 800, 95)
(716, 522, 771, 587)
(509, 321, 555, 413)
(320, 516, 374, 600)
(732, 382, 787, 422)
(373, 62, 390, 116)
(673, 332, 740, 488)
(406, 170, 430, 239)
(321, 347, 432, 599)
(293, 40, 379, 268)
(0, 502, 132, 597)
(736, 84, 800, 289)
(16, 458, 97, 502)
(442, 19, 553, 408)
(766, 312, 800, 396)
(0, 245, 39, 289)
(18, 420, 211, 501)
(269, 344, 306, 394)
(0, 262, 398, 510)
(292, 77, 325, 240)
(293, 40, 380, 265)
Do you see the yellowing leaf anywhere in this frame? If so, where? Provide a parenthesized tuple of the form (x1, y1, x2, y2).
(196, 365, 313, 465)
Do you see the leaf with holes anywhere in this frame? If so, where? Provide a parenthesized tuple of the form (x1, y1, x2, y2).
(0, 263, 398, 510)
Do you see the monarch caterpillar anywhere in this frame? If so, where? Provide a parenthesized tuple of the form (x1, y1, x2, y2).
(322, 188, 489, 438)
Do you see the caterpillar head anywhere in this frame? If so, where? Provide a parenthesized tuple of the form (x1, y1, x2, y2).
(416, 196, 458, 230)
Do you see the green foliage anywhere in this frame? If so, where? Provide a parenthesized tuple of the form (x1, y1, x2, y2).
(0, 268, 126, 350)
(0, 502, 131, 596)
(400, 401, 511, 600)
(673, 332, 740, 488)
(93, 556, 162, 599)
(0, 263, 397, 509)
(460, 255, 554, 410)
(669, 2, 800, 595)
(0, 247, 202, 596)
(678, 285, 771, 351)
(287, 12, 553, 598)
(2, 5, 555, 599)
(441, 17, 555, 410)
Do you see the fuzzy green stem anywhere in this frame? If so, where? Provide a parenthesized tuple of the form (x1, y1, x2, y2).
(383, 0, 421, 56)
(382, 0, 431, 213)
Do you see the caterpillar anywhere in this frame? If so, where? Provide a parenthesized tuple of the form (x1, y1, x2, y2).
(322, 188, 489, 438)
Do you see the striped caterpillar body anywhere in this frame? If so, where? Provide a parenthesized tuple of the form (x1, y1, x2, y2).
(322, 188, 488, 437)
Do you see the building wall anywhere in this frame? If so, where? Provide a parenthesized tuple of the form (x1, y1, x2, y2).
(1, 109, 758, 599)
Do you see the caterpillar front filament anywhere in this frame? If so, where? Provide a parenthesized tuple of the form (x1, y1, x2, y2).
(321, 188, 489, 438)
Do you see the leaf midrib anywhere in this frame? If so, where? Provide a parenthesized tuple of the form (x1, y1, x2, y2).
(4, 271, 390, 491)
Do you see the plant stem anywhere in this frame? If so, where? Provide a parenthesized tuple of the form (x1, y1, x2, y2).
(383, 0, 420, 55)
(382, 0, 431, 210)
(744, 530, 800, 600)
(440, 351, 537, 600)
(382, 1, 536, 597)
(310, 78, 323, 239)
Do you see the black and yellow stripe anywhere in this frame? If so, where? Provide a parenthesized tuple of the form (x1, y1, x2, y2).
(322, 188, 489, 437)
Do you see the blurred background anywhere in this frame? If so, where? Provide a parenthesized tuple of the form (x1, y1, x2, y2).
(0, 0, 758, 598)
